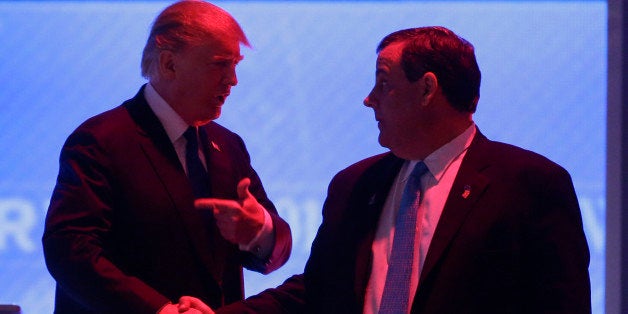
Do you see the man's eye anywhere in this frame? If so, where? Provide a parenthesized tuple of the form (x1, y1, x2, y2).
(380, 81, 388, 90)
(213, 61, 230, 67)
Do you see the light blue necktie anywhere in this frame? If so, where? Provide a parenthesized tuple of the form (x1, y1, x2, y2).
(379, 161, 428, 314)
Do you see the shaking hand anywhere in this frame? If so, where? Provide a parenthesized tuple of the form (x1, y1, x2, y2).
(176, 296, 214, 314)
(158, 297, 213, 314)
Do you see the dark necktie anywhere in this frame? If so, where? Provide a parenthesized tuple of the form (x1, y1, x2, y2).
(183, 126, 211, 198)
(379, 161, 429, 314)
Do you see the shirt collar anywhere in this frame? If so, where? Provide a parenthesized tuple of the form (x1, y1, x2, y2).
(402, 123, 477, 182)
(144, 82, 189, 143)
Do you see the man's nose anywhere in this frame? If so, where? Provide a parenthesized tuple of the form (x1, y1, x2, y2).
(223, 66, 238, 86)
(364, 90, 376, 107)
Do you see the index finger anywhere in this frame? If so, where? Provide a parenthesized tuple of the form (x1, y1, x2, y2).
(194, 198, 240, 213)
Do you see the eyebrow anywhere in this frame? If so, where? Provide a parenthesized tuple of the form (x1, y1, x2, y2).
(375, 63, 390, 76)
(375, 57, 392, 76)
(213, 55, 244, 62)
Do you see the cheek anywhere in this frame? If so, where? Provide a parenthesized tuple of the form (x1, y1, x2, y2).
(177, 71, 202, 91)
(382, 101, 418, 134)
(189, 79, 218, 100)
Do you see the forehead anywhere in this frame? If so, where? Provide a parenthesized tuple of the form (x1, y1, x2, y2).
(376, 42, 404, 73)
(189, 36, 241, 59)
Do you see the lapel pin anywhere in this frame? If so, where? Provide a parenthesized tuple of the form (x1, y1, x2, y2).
(368, 194, 377, 205)
(462, 185, 471, 199)
(211, 141, 221, 152)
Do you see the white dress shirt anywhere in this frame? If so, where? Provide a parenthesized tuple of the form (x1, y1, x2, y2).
(143, 83, 274, 258)
(364, 124, 477, 314)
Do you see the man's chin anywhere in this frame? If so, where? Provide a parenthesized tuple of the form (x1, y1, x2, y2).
(205, 108, 222, 121)
(195, 113, 220, 126)
(377, 135, 389, 149)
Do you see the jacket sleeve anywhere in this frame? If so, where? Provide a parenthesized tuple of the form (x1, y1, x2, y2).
(217, 274, 306, 314)
(521, 164, 591, 313)
(231, 133, 292, 274)
(42, 130, 169, 313)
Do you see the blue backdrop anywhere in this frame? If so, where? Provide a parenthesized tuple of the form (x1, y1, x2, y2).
(0, 1, 606, 313)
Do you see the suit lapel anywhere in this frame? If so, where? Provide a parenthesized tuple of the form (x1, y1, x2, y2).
(125, 87, 223, 281)
(353, 154, 405, 303)
(199, 123, 238, 200)
(198, 123, 239, 275)
(418, 133, 491, 285)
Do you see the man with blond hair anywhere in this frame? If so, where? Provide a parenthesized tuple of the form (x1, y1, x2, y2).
(43, 1, 291, 313)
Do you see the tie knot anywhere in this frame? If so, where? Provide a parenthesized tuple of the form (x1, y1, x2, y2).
(404, 161, 428, 196)
(184, 126, 199, 149)
(409, 161, 428, 181)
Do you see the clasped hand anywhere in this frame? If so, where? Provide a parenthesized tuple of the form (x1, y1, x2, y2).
(195, 177, 265, 245)
(159, 297, 214, 314)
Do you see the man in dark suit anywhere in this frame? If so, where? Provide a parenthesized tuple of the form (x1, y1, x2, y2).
(184, 26, 591, 313)
(42, 1, 291, 313)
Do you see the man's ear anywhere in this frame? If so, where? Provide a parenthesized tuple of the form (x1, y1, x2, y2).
(419, 72, 438, 105)
(158, 50, 176, 80)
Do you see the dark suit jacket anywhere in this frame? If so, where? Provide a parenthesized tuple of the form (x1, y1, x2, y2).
(218, 130, 591, 314)
(42, 86, 292, 314)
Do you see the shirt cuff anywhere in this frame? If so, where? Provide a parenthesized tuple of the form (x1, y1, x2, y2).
(156, 302, 172, 314)
(239, 208, 274, 259)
